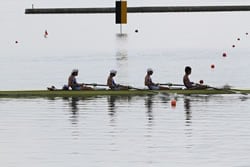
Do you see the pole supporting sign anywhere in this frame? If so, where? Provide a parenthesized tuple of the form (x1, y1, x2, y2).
(116, 1, 127, 24)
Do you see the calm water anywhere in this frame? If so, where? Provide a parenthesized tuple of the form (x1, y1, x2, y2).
(2, 0, 250, 166)
(1, 94, 250, 167)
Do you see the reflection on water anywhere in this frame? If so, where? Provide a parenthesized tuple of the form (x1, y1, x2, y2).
(66, 97, 80, 125)
(69, 97, 80, 115)
(1, 95, 250, 166)
(107, 96, 117, 117)
(107, 95, 132, 117)
(115, 34, 128, 85)
(61, 97, 80, 123)
(184, 97, 193, 149)
(145, 95, 154, 123)
(62, 97, 81, 142)
(184, 97, 192, 123)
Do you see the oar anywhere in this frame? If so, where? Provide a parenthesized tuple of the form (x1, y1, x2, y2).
(84, 83, 108, 87)
(127, 85, 162, 95)
(159, 83, 185, 87)
(128, 85, 144, 91)
(161, 80, 206, 88)
(206, 85, 248, 95)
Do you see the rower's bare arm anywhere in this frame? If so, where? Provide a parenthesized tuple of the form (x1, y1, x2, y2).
(107, 77, 112, 87)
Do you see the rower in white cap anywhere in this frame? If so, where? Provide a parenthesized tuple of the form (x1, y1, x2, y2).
(144, 68, 169, 90)
(107, 70, 129, 90)
(68, 69, 93, 90)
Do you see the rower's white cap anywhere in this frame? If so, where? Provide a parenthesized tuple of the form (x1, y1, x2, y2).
(72, 69, 78, 73)
(110, 69, 117, 74)
(147, 68, 153, 72)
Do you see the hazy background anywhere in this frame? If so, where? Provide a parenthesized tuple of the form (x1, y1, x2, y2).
(1, 0, 250, 90)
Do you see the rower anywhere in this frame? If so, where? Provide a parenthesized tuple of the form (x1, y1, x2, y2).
(144, 68, 169, 90)
(68, 69, 93, 90)
(183, 66, 207, 89)
(107, 70, 129, 90)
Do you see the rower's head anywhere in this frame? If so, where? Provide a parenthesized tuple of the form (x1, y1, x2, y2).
(110, 69, 117, 77)
(185, 66, 192, 75)
(147, 68, 153, 75)
(71, 69, 79, 76)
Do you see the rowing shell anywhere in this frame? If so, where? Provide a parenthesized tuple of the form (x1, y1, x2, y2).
(0, 89, 249, 98)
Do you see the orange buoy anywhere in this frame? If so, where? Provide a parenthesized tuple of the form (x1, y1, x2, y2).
(211, 64, 215, 69)
(171, 99, 177, 107)
(222, 52, 227, 57)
